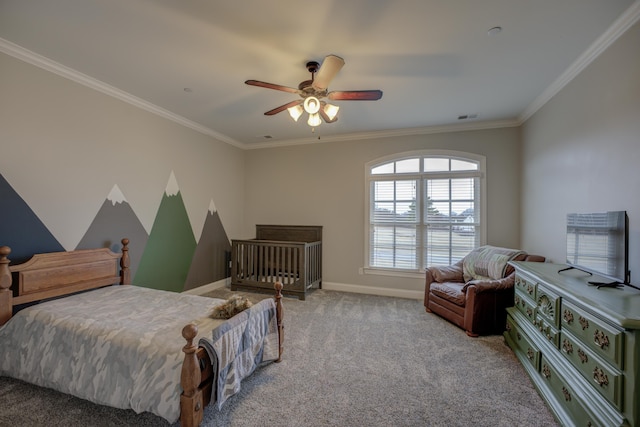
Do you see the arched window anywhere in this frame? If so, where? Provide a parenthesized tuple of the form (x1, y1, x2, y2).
(365, 150, 486, 275)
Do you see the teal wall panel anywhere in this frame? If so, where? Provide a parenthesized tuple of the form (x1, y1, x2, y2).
(133, 175, 197, 292)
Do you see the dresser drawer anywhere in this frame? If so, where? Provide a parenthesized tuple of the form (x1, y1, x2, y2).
(535, 284, 561, 329)
(559, 330, 623, 410)
(515, 274, 536, 299)
(506, 314, 540, 371)
(560, 300, 624, 369)
(514, 289, 536, 324)
(534, 314, 560, 348)
(539, 355, 607, 427)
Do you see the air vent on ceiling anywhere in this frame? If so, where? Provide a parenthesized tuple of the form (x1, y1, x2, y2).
(458, 114, 478, 120)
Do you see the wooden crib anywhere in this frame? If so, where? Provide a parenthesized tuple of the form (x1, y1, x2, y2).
(231, 225, 322, 300)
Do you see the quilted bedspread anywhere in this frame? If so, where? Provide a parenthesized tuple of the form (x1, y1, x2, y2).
(0, 285, 278, 423)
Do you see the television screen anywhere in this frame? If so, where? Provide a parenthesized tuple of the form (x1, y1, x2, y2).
(566, 211, 629, 285)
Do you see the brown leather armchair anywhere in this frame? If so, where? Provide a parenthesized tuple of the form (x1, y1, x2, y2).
(424, 246, 545, 337)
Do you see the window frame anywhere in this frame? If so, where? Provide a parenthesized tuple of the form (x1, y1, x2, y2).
(363, 149, 486, 278)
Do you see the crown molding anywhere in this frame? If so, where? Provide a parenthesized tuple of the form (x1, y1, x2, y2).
(243, 119, 521, 150)
(0, 37, 244, 149)
(519, 1, 640, 123)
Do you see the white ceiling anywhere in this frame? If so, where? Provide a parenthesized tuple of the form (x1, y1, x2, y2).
(0, 0, 638, 148)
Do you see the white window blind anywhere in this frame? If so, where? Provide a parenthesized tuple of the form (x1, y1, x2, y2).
(367, 152, 484, 273)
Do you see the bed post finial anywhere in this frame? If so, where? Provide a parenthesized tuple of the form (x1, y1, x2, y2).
(180, 323, 203, 427)
(120, 238, 131, 285)
(274, 281, 284, 362)
(0, 246, 12, 326)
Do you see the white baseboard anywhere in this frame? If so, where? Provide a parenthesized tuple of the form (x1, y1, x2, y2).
(182, 278, 423, 300)
(322, 281, 423, 300)
(182, 277, 230, 295)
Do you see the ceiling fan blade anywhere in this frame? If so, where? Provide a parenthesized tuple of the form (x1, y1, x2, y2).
(312, 55, 345, 91)
(264, 100, 302, 116)
(245, 79, 299, 94)
(327, 90, 383, 101)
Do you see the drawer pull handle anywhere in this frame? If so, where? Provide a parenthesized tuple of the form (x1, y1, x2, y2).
(542, 364, 551, 379)
(527, 284, 534, 295)
(579, 316, 589, 330)
(505, 323, 511, 332)
(594, 330, 610, 349)
(563, 309, 574, 324)
(526, 307, 533, 317)
(562, 386, 571, 401)
(578, 348, 588, 364)
(593, 367, 609, 387)
(527, 348, 534, 360)
(515, 296, 521, 305)
(562, 339, 573, 354)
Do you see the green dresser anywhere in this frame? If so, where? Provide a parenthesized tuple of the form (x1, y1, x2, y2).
(505, 261, 640, 426)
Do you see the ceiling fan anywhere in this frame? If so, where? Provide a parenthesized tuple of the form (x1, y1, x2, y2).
(245, 54, 383, 127)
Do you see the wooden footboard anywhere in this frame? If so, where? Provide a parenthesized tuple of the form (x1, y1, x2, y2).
(179, 282, 284, 427)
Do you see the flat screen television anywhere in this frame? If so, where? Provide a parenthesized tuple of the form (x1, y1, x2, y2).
(564, 210, 631, 288)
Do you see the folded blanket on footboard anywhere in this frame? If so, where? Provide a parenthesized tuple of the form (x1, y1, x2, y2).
(200, 297, 279, 408)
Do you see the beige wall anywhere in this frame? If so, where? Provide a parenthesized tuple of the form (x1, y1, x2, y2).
(244, 127, 522, 295)
(0, 52, 245, 250)
(521, 21, 640, 280)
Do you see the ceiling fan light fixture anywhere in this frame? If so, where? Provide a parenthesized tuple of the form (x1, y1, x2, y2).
(323, 103, 339, 121)
(245, 55, 382, 132)
(307, 113, 321, 127)
(303, 96, 321, 114)
(287, 104, 304, 121)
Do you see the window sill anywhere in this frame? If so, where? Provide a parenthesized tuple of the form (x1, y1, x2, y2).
(360, 267, 424, 280)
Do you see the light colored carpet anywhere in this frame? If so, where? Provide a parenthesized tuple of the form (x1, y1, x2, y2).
(0, 288, 559, 427)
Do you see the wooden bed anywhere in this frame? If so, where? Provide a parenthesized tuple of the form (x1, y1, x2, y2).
(231, 225, 322, 300)
(0, 239, 284, 427)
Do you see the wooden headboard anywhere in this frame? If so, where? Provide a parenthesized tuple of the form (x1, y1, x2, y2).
(0, 238, 130, 326)
(255, 225, 322, 243)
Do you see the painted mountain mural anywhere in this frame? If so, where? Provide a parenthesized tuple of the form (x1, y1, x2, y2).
(134, 172, 196, 292)
(184, 200, 232, 291)
(75, 185, 148, 279)
(0, 173, 65, 264)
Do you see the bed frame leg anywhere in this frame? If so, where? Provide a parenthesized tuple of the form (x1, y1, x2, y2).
(119, 238, 131, 285)
(274, 281, 284, 363)
(181, 324, 204, 427)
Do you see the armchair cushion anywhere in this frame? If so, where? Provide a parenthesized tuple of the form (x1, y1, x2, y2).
(430, 281, 466, 306)
(430, 263, 463, 283)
